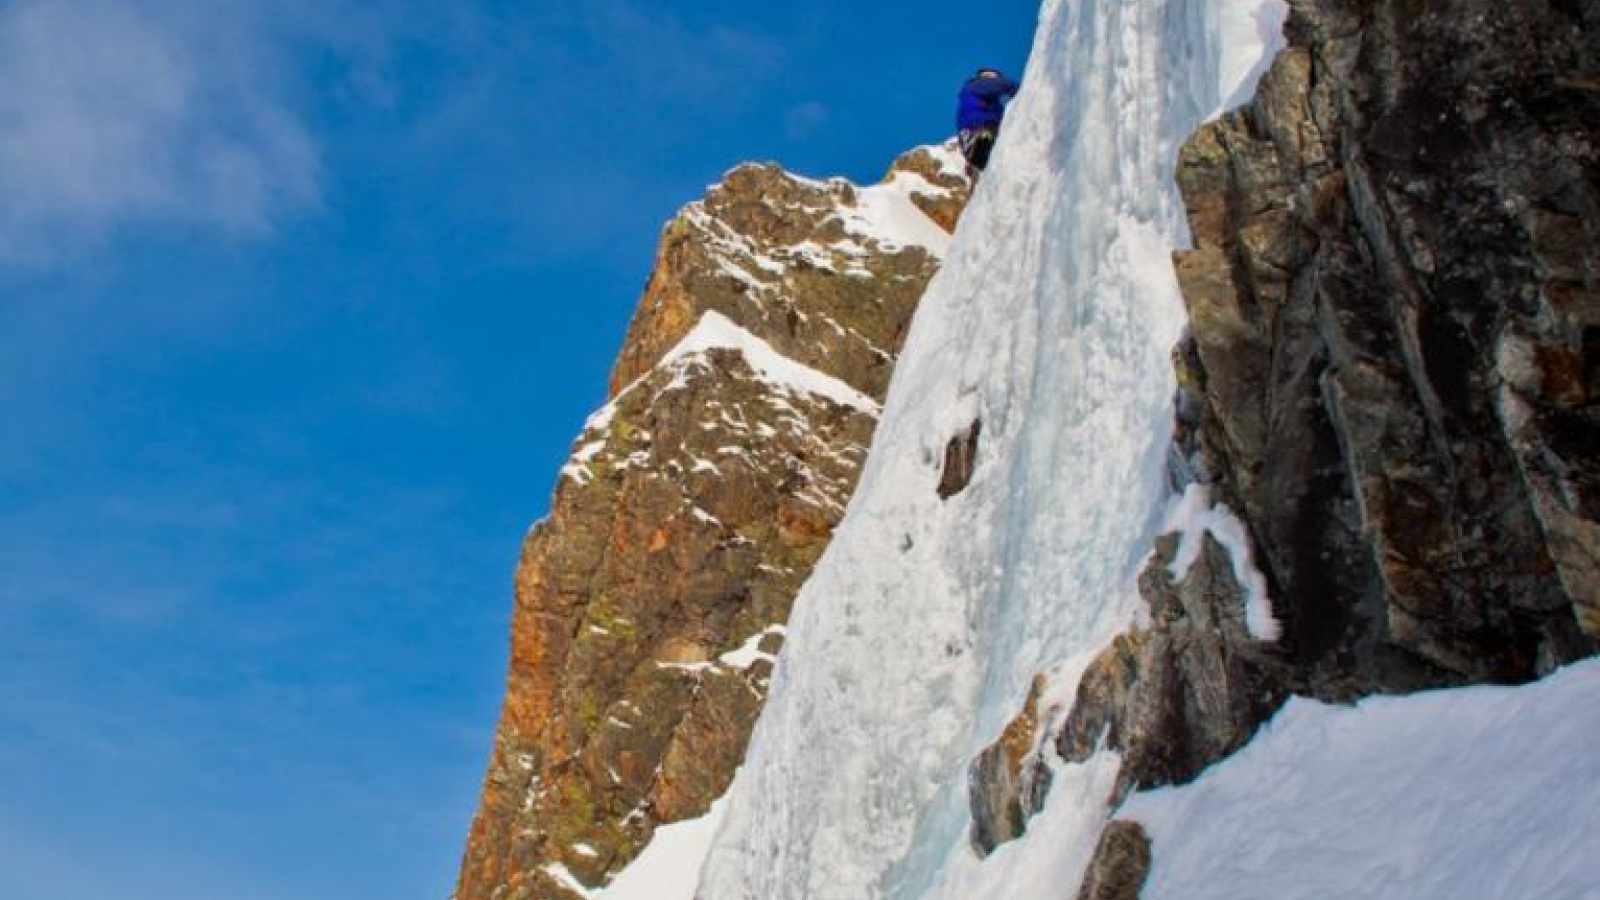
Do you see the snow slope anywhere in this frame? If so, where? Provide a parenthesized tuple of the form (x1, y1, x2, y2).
(693, 0, 1287, 898)
(592, 800, 729, 900)
(1122, 658, 1600, 900)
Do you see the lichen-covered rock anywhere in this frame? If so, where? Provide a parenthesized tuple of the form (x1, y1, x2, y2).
(454, 145, 969, 900)
(968, 675, 1048, 854)
(609, 147, 970, 403)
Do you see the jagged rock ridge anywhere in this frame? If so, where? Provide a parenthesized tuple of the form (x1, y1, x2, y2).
(454, 145, 969, 900)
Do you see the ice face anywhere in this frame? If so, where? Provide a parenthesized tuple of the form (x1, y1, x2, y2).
(679, 0, 1289, 898)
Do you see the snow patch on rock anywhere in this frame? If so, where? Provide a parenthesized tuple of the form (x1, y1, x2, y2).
(1163, 484, 1280, 641)
(658, 311, 880, 414)
(842, 172, 956, 257)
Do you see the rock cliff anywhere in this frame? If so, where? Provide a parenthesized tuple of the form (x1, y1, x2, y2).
(967, 0, 1598, 889)
(1168, 0, 1599, 691)
(454, 145, 968, 900)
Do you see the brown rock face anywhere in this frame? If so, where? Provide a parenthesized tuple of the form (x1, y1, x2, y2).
(1075, 822, 1152, 900)
(967, 674, 1050, 854)
(455, 145, 969, 900)
(936, 419, 983, 501)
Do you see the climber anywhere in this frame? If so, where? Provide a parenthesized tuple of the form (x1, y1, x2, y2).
(956, 68, 1020, 176)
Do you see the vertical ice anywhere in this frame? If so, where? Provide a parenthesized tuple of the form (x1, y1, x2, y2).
(696, 0, 1285, 898)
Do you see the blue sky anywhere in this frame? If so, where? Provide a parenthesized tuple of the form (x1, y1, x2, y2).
(0, 1, 1036, 898)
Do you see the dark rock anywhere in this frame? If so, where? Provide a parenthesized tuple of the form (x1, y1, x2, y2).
(1060, 5, 1598, 895)
(1055, 535, 1284, 799)
(1170, 0, 1598, 690)
(937, 419, 983, 500)
(1076, 822, 1152, 900)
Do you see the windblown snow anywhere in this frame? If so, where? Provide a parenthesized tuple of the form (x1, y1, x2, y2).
(839, 168, 957, 258)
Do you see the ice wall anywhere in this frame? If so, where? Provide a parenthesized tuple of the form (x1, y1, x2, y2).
(696, 0, 1284, 898)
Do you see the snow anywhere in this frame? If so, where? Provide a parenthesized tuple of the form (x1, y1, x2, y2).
(658, 311, 880, 415)
(592, 797, 729, 900)
(1214, 0, 1288, 116)
(1162, 483, 1279, 641)
(1121, 658, 1600, 900)
(719, 625, 786, 670)
(559, 309, 878, 486)
(924, 140, 970, 181)
(691, 507, 724, 527)
(840, 172, 955, 257)
(694, 0, 1291, 898)
(561, 438, 610, 485)
(542, 863, 593, 898)
(905, 751, 1124, 900)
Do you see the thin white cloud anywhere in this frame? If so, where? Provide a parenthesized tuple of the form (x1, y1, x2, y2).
(785, 100, 830, 140)
(0, 0, 320, 264)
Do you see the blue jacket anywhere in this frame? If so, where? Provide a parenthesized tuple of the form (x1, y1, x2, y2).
(957, 73, 1019, 131)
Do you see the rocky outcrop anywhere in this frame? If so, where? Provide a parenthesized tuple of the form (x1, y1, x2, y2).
(968, 674, 1050, 854)
(1075, 822, 1152, 900)
(1169, 0, 1598, 694)
(609, 145, 970, 404)
(967, 0, 1598, 885)
(1054, 534, 1286, 798)
(454, 145, 968, 900)
(937, 419, 983, 501)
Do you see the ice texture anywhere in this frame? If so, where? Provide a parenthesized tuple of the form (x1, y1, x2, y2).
(694, 0, 1288, 898)
(1122, 658, 1600, 900)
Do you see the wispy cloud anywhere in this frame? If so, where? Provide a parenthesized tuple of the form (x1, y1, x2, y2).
(785, 100, 830, 140)
(0, 0, 321, 264)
